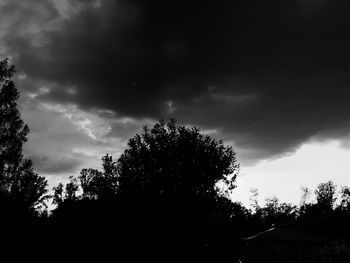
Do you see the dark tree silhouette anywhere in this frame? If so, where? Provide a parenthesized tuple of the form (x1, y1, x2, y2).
(79, 154, 118, 200)
(64, 176, 79, 201)
(339, 186, 350, 210)
(52, 182, 64, 206)
(52, 175, 79, 205)
(117, 119, 239, 199)
(110, 119, 240, 260)
(315, 180, 337, 211)
(257, 196, 297, 224)
(300, 186, 312, 207)
(49, 119, 240, 261)
(0, 57, 48, 213)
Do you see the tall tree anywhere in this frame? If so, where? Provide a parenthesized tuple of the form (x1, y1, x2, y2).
(315, 180, 337, 211)
(339, 186, 350, 210)
(116, 119, 239, 200)
(300, 186, 312, 207)
(0, 57, 48, 212)
(114, 119, 240, 260)
(79, 154, 119, 200)
(249, 187, 260, 212)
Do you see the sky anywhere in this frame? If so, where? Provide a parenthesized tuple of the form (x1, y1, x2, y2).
(2, 0, 350, 207)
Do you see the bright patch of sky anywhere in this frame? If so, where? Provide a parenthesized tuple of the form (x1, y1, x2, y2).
(232, 139, 350, 208)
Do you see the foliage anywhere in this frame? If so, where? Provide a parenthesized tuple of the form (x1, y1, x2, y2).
(52, 183, 64, 206)
(52, 154, 119, 208)
(300, 186, 312, 206)
(255, 196, 298, 224)
(0, 57, 48, 212)
(315, 180, 337, 210)
(10, 159, 49, 210)
(52, 176, 80, 204)
(79, 154, 118, 200)
(0, 58, 27, 184)
(249, 187, 260, 211)
(116, 119, 239, 199)
(339, 186, 350, 210)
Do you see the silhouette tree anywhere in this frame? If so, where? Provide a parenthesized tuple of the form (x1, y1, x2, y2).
(300, 186, 312, 207)
(315, 180, 337, 211)
(49, 120, 244, 260)
(106, 119, 240, 260)
(339, 186, 350, 210)
(258, 196, 297, 224)
(52, 176, 82, 206)
(79, 154, 118, 200)
(262, 196, 280, 219)
(117, 119, 239, 200)
(0, 57, 48, 212)
(52, 183, 64, 206)
(64, 176, 79, 201)
(249, 187, 260, 212)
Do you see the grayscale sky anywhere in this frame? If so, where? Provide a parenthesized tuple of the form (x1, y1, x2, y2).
(2, 0, 350, 206)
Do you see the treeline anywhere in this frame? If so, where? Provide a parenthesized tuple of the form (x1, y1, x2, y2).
(0, 58, 48, 220)
(50, 156, 350, 241)
(243, 181, 350, 239)
(46, 119, 241, 261)
(1, 57, 350, 261)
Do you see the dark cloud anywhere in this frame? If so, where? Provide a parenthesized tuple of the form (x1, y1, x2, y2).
(4, 0, 350, 164)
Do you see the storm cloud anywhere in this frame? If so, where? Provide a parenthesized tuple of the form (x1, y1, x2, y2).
(3, 0, 350, 167)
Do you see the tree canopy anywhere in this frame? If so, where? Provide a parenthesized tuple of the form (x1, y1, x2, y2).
(116, 119, 239, 200)
(0, 57, 48, 213)
(315, 180, 337, 211)
(79, 154, 119, 200)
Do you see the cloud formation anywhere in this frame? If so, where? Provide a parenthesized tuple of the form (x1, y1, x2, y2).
(2, 0, 350, 169)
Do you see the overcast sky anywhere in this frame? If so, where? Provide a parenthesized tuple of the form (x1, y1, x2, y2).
(2, 0, 350, 206)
